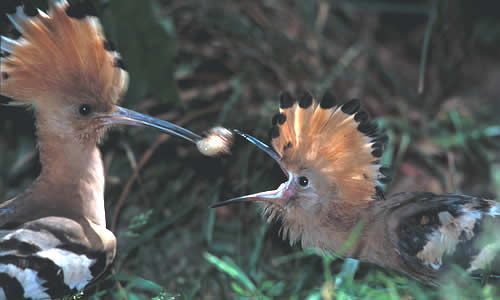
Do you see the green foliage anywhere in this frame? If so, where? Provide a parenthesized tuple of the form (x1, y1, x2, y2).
(2, 0, 500, 299)
(102, 0, 179, 105)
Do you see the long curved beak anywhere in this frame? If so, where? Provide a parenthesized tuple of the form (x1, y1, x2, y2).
(211, 130, 291, 208)
(233, 129, 288, 176)
(102, 106, 202, 143)
(211, 182, 291, 208)
(211, 189, 280, 208)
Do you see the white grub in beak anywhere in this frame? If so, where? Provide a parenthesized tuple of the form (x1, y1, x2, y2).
(101, 106, 202, 143)
(196, 126, 234, 156)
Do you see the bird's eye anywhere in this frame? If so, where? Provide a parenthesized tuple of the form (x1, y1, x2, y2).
(298, 176, 309, 187)
(79, 104, 92, 116)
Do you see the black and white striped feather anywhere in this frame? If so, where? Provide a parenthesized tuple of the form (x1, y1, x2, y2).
(0, 217, 113, 300)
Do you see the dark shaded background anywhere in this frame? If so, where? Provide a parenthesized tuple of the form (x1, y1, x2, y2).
(1, 0, 500, 299)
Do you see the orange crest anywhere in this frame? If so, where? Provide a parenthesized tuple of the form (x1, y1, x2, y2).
(0, 1, 128, 106)
(270, 91, 390, 206)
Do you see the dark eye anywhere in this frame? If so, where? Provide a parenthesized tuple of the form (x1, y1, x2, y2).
(79, 104, 92, 116)
(298, 176, 309, 187)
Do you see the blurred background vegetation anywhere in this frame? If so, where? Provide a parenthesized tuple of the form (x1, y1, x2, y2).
(2, 0, 500, 299)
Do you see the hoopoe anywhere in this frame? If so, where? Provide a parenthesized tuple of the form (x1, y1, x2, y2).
(213, 91, 500, 286)
(0, 1, 208, 299)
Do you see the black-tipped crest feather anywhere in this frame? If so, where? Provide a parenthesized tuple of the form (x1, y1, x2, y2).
(319, 92, 336, 109)
(341, 99, 360, 115)
(354, 111, 369, 123)
(298, 91, 313, 108)
(272, 113, 286, 126)
(279, 91, 295, 109)
(271, 91, 389, 204)
(65, 0, 98, 19)
(23, 1, 38, 17)
(269, 126, 280, 139)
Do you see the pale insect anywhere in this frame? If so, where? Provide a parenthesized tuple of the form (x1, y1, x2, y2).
(196, 126, 234, 156)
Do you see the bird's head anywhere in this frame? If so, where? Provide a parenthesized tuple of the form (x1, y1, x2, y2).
(213, 91, 391, 246)
(0, 1, 200, 146)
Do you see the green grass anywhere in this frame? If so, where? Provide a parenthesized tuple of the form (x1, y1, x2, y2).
(2, 0, 500, 299)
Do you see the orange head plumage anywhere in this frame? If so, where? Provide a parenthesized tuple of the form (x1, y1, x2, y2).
(1, 1, 127, 108)
(1, 0, 200, 145)
(213, 91, 391, 246)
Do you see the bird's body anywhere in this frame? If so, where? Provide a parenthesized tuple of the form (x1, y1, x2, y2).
(325, 192, 500, 286)
(214, 91, 500, 286)
(0, 146, 115, 299)
(0, 216, 115, 299)
(0, 1, 202, 298)
(381, 192, 499, 284)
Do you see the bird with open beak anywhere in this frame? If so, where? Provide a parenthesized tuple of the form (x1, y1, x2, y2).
(213, 91, 500, 286)
(0, 1, 233, 299)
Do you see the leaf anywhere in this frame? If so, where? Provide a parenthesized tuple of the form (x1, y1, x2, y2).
(231, 282, 247, 296)
(104, 0, 179, 105)
(112, 274, 165, 293)
(204, 252, 257, 292)
(492, 164, 500, 200)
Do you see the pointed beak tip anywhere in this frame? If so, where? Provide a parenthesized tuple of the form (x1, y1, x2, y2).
(210, 189, 284, 209)
(210, 198, 241, 208)
(210, 203, 221, 209)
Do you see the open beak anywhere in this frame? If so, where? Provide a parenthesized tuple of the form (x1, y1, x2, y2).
(212, 130, 292, 208)
(102, 106, 202, 143)
(211, 181, 292, 208)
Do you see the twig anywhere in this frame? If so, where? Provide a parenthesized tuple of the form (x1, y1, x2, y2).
(446, 151, 457, 192)
(112, 268, 129, 300)
(418, 0, 439, 94)
(317, 41, 364, 95)
(180, 80, 232, 102)
(10, 149, 36, 175)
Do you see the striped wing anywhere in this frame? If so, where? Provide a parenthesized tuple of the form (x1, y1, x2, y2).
(0, 216, 115, 300)
(385, 192, 500, 284)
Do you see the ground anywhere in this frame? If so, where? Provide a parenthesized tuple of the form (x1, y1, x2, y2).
(1, 0, 500, 299)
